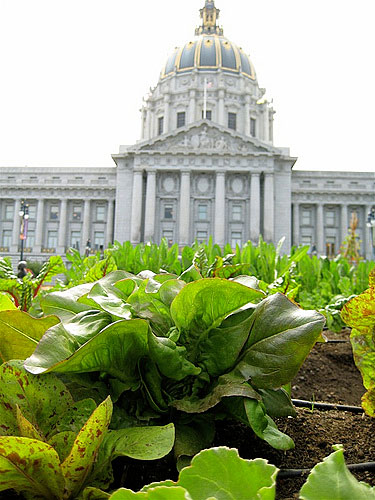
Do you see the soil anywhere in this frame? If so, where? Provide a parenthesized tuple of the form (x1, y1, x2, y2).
(119, 329, 375, 500)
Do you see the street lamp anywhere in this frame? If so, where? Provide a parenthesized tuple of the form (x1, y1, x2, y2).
(366, 208, 375, 260)
(19, 201, 29, 262)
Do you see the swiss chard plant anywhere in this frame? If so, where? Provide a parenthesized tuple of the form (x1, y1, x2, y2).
(341, 271, 375, 416)
(0, 360, 175, 499)
(22, 270, 325, 461)
(0, 255, 65, 311)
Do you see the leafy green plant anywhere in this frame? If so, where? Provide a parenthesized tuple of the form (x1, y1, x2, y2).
(0, 360, 175, 499)
(341, 271, 375, 416)
(23, 271, 325, 458)
(0, 255, 65, 311)
(300, 444, 375, 500)
(84, 445, 375, 500)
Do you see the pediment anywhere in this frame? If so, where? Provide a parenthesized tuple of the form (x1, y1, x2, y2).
(133, 121, 276, 155)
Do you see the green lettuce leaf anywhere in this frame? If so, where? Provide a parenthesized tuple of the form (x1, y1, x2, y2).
(0, 311, 59, 364)
(170, 279, 263, 364)
(233, 293, 325, 388)
(300, 444, 375, 500)
(24, 319, 149, 385)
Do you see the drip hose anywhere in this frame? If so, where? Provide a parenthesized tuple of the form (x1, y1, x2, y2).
(278, 462, 375, 479)
(292, 399, 363, 413)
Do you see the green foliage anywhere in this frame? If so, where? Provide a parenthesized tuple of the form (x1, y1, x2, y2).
(300, 444, 375, 499)
(0, 361, 175, 499)
(91, 447, 278, 500)
(0, 255, 65, 311)
(24, 271, 324, 454)
(341, 271, 375, 416)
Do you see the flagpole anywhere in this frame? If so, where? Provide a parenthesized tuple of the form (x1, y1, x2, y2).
(203, 77, 207, 119)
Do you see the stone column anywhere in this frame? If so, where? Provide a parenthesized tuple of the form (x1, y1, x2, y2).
(365, 204, 373, 260)
(179, 170, 191, 246)
(57, 198, 68, 254)
(105, 200, 115, 247)
(34, 198, 45, 252)
(244, 96, 251, 136)
(263, 173, 274, 242)
(81, 199, 91, 249)
(293, 202, 300, 247)
(144, 170, 157, 242)
(218, 89, 225, 126)
(188, 90, 196, 124)
(130, 169, 144, 244)
(263, 104, 270, 142)
(316, 203, 324, 255)
(164, 96, 170, 134)
(214, 171, 226, 247)
(250, 173, 260, 242)
(340, 204, 348, 247)
(11, 198, 21, 251)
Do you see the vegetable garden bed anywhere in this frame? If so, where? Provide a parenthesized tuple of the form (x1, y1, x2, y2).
(102, 331, 375, 500)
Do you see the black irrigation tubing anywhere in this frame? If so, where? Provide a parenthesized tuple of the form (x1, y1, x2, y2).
(292, 399, 364, 414)
(278, 462, 375, 479)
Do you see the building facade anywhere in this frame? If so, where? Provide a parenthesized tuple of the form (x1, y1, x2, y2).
(1, 1, 374, 263)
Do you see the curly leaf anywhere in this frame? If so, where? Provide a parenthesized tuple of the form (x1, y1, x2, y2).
(300, 445, 375, 500)
(144, 446, 278, 500)
(0, 436, 64, 499)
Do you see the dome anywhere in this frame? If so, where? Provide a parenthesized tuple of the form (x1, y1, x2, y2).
(161, 35, 256, 81)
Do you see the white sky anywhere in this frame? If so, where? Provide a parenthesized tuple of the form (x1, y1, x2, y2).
(0, 0, 374, 172)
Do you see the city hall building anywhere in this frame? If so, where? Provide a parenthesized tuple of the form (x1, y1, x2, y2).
(1, 1, 374, 262)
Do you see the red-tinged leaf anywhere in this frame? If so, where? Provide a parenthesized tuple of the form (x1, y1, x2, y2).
(0, 436, 64, 499)
(61, 396, 113, 499)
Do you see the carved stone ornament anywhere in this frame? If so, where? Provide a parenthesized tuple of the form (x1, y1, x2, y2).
(140, 125, 269, 154)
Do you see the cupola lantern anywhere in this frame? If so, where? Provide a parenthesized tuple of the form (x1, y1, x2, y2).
(195, 0, 223, 36)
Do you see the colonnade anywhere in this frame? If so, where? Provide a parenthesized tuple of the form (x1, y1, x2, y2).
(292, 201, 374, 257)
(5, 197, 115, 255)
(129, 168, 274, 246)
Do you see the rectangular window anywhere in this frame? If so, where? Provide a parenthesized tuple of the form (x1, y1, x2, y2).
(94, 231, 105, 250)
(301, 209, 312, 226)
(72, 205, 82, 221)
(250, 118, 256, 137)
(228, 112, 237, 130)
(177, 112, 186, 128)
(28, 205, 36, 219)
(325, 210, 336, 226)
(202, 110, 212, 120)
(198, 204, 208, 221)
(50, 205, 59, 220)
(2, 230, 12, 248)
(71, 231, 81, 250)
(164, 204, 173, 219)
(158, 116, 164, 135)
(47, 230, 57, 249)
(96, 205, 106, 222)
(5, 204, 14, 220)
(27, 230, 35, 249)
(232, 204, 242, 221)
(196, 231, 207, 244)
(231, 231, 242, 248)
